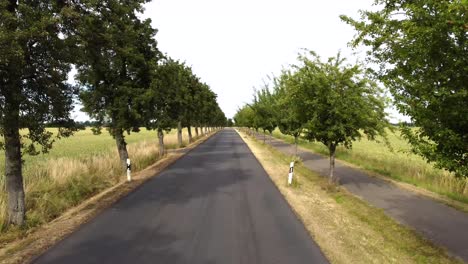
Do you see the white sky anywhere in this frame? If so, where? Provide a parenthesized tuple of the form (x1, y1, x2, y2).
(72, 0, 410, 123)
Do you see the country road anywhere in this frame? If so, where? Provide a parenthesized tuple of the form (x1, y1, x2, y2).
(33, 129, 328, 264)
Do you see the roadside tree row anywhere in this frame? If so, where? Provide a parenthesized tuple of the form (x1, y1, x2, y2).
(0, 0, 226, 226)
(235, 51, 390, 184)
(237, 0, 467, 185)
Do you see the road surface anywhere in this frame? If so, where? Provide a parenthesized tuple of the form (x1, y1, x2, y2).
(254, 132, 468, 262)
(34, 129, 328, 264)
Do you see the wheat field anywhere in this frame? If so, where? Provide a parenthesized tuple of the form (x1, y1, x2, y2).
(0, 127, 196, 232)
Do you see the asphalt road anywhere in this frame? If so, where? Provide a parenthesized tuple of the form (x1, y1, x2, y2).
(254, 132, 468, 262)
(34, 129, 329, 264)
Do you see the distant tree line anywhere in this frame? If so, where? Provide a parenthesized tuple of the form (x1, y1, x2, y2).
(0, 0, 226, 226)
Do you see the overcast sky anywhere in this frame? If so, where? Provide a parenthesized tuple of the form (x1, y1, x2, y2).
(73, 0, 409, 123)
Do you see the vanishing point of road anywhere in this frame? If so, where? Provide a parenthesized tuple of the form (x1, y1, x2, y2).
(33, 129, 329, 264)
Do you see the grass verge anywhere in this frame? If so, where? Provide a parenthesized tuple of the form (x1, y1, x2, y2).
(237, 129, 462, 264)
(0, 129, 209, 245)
(269, 129, 468, 205)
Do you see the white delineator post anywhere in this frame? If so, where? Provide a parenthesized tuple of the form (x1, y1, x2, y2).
(288, 161, 294, 185)
(127, 158, 132, 182)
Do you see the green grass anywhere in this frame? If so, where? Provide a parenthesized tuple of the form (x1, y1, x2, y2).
(270, 128, 468, 204)
(0, 127, 194, 238)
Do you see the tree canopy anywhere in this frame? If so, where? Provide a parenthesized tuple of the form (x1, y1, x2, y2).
(236, 51, 390, 183)
(0, 0, 78, 225)
(1, 0, 226, 227)
(76, 0, 160, 169)
(341, 0, 468, 177)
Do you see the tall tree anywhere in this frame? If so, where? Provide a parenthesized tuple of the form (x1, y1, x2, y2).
(144, 58, 184, 156)
(76, 0, 159, 170)
(198, 86, 218, 134)
(234, 105, 255, 134)
(251, 87, 276, 143)
(175, 64, 198, 145)
(341, 0, 468, 177)
(273, 70, 304, 155)
(0, 0, 77, 225)
(294, 51, 389, 183)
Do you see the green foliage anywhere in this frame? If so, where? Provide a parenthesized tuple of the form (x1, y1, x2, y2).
(250, 86, 277, 134)
(234, 105, 255, 128)
(144, 58, 226, 131)
(0, 0, 227, 228)
(236, 50, 390, 182)
(294, 51, 389, 151)
(144, 58, 185, 132)
(76, 0, 160, 135)
(341, 0, 468, 177)
(0, 0, 77, 154)
(272, 69, 304, 139)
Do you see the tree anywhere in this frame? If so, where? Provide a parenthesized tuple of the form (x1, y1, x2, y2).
(341, 0, 468, 177)
(77, 0, 159, 170)
(251, 87, 276, 143)
(295, 51, 389, 183)
(234, 105, 255, 135)
(210, 104, 227, 129)
(273, 69, 304, 155)
(143, 57, 176, 157)
(144, 58, 224, 155)
(198, 86, 218, 134)
(0, 0, 77, 225)
(184, 71, 201, 143)
(168, 61, 191, 147)
(146, 58, 193, 153)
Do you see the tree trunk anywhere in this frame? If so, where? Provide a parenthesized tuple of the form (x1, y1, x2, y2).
(177, 121, 183, 147)
(4, 115, 25, 226)
(114, 128, 129, 171)
(188, 125, 193, 143)
(158, 129, 165, 157)
(195, 126, 199, 138)
(294, 135, 298, 157)
(329, 143, 337, 184)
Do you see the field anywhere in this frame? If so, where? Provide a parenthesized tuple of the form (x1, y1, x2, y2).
(270, 128, 468, 204)
(0, 128, 194, 234)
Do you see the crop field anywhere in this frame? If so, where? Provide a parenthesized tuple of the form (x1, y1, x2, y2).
(0, 128, 194, 233)
(271, 128, 468, 204)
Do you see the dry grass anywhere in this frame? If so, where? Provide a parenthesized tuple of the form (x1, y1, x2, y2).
(0, 131, 215, 264)
(0, 127, 201, 237)
(271, 128, 468, 204)
(238, 129, 461, 264)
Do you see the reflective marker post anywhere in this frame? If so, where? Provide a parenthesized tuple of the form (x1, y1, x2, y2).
(288, 161, 294, 185)
(127, 158, 132, 182)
